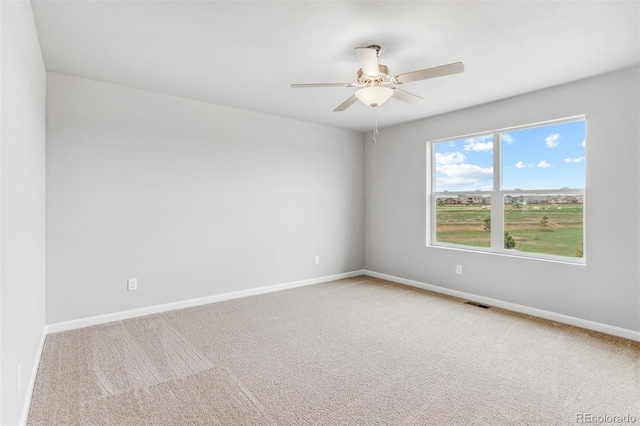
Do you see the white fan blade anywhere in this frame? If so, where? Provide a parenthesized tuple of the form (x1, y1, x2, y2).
(333, 95, 359, 112)
(355, 47, 380, 77)
(291, 83, 354, 88)
(395, 62, 464, 84)
(392, 88, 425, 105)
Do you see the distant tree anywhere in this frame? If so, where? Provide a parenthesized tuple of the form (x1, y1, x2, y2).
(483, 215, 491, 231)
(512, 200, 521, 210)
(504, 231, 516, 249)
(540, 214, 550, 231)
(437, 198, 444, 206)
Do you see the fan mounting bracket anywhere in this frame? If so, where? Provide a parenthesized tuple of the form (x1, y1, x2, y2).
(366, 45, 382, 56)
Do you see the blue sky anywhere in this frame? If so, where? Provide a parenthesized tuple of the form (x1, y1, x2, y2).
(434, 120, 586, 192)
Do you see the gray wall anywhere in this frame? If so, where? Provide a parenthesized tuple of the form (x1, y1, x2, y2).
(365, 67, 640, 332)
(0, 2, 47, 424)
(46, 73, 364, 324)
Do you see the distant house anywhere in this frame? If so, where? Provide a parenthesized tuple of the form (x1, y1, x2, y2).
(526, 195, 552, 204)
(442, 197, 459, 205)
(561, 196, 579, 204)
(549, 196, 580, 204)
(457, 195, 485, 204)
(504, 195, 524, 204)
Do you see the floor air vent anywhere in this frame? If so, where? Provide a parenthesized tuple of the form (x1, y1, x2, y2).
(464, 301, 491, 309)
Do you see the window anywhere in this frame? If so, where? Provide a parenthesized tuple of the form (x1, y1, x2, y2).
(429, 117, 586, 263)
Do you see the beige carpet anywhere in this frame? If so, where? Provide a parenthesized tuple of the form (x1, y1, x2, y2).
(28, 276, 639, 425)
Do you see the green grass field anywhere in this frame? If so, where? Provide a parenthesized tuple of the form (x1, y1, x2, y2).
(436, 203, 583, 257)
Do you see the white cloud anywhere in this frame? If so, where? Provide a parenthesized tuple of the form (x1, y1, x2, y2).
(502, 133, 514, 144)
(435, 151, 465, 165)
(436, 163, 493, 186)
(545, 133, 560, 148)
(464, 136, 493, 152)
(580, 140, 586, 147)
(436, 177, 480, 186)
(564, 156, 585, 163)
(515, 161, 532, 169)
(537, 160, 551, 168)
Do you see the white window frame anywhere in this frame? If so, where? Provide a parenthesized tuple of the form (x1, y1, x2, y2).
(427, 116, 586, 264)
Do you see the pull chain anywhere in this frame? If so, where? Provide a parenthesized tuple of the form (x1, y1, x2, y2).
(372, 106, 378, 144)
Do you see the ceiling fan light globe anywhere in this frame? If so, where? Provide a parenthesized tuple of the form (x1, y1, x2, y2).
(355, 86, 393, 107)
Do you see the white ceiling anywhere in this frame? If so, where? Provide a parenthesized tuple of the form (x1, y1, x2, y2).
(31, 1, 639, 133)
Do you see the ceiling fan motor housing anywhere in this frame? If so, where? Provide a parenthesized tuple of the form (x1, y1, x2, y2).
(357, 64, 392, 85)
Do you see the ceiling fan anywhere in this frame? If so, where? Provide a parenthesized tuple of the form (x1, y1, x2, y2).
(290, 45, 464, 112)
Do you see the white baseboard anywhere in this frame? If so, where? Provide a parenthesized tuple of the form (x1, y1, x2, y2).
(47, 270, 365, 334)
(20, 326, 48, 426)
(364, 270, 640, 342)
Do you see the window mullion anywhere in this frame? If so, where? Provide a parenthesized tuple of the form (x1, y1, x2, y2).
(491, 131, 503, 250)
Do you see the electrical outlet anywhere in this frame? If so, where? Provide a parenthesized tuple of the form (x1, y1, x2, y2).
(127, 278, 137, 291)
(456, 265, 463, 275)
(315, 256, 320, 265)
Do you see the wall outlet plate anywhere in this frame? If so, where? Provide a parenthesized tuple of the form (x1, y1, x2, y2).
(127, 278, 137, 291)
